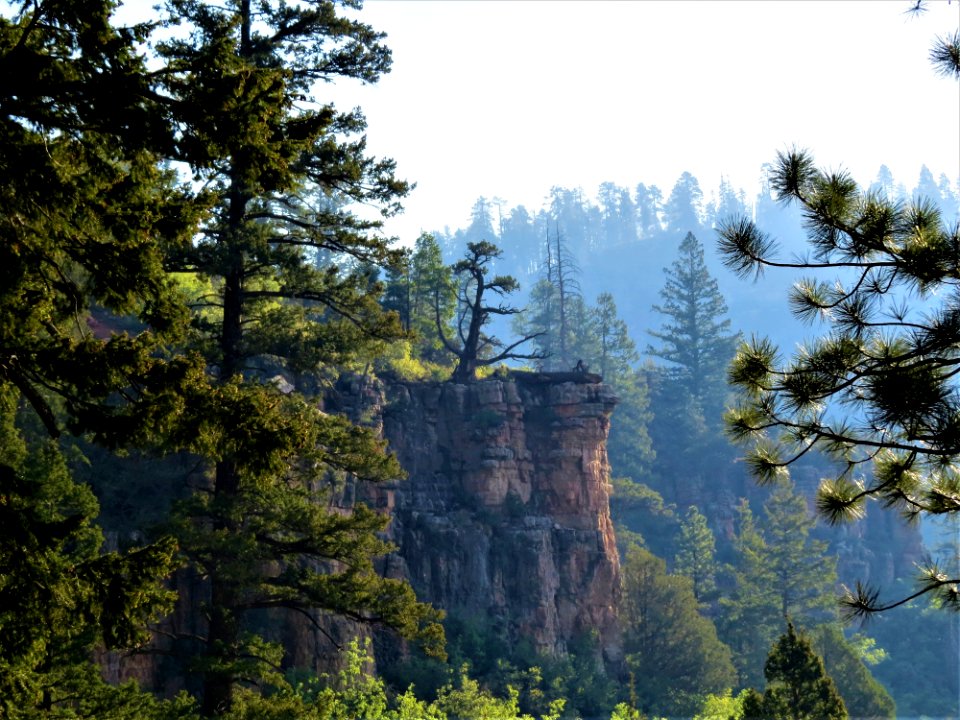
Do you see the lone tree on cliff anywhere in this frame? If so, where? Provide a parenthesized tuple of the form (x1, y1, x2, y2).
(438, 241, 544, 382)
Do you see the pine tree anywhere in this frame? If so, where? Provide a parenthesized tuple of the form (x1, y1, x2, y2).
(512, 278, 561, 371)
(605, 367, 655, 484)
(0, 3, 201, 713)
(543, 226, 583, 370)
(383, 233, 455, 364)
(439, 241, 543, 382)
(718, 499, 781, 689)
(598, 182, 638, 248)
(0, 0, 202, 443)
(0, 391, 179, 717)
(513, 227, 596, 373)
(674, 505, 718, 605)
(590, 293, 639, 382)
(634, 182, 664, 239)
(620, 544, 736, 718)
(718, 145, 960, 613)
(410, 233, 457, 363)
(762, 482, 837, 622)
(587, 293, 654, 482)
(663, 171, 705, 235)
(154, 2, 444, 712)
(741, 623, 847, 720)
(718, 486, 838, 690)
(647, 231, 739, 420)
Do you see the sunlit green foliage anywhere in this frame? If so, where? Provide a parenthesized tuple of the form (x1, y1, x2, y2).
(620, 543, 736, 717)
(691, 688, 749, 720)
(809, 624, 895, 720)
(741, 623, 847, 720)
(718, 145, 960, 613)
(383, 233, 457, 366)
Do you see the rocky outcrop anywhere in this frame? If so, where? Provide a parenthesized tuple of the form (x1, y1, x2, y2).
(357, 373, 622, 662)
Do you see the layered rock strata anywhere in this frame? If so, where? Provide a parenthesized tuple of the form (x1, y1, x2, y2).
(361, 373, 622, 661)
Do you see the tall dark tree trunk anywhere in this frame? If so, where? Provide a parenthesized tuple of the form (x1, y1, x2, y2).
(201, 7, 251, 702)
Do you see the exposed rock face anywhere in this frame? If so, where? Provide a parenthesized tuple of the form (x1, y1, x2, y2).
(361, 374, 622, 662)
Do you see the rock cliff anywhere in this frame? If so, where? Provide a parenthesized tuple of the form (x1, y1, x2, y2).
(328, 372, 623, 662)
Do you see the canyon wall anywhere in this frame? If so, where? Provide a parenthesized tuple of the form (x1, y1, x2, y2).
(330, 372, 623, 662)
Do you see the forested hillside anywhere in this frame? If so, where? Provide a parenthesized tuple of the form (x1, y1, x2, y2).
(398, 161, 959, 718)
(1, 0, 959, 719)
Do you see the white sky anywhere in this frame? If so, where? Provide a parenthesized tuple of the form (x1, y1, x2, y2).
(326, 0, 960, 242)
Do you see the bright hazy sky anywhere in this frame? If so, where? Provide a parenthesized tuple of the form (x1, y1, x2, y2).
(325, 0, 960, 242)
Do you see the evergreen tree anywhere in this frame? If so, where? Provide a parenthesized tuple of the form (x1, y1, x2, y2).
(634, 182, 664, 239)
(0, 3, 200, 713)
(598, 182, 638, 248)
(587, 293, 652, 482)
(565, 294, 600, 370)
(460, 196, 498, 244)
(718, 146, 960, 614)
(808, 624, 896, 720)
(761, 482, 837, 622)
(718, 499, 781, 689)
(0, 0, 202, 444)
(500, 205, 540, 279)
(605, 367, 656, 484)
(663, 171, 705, 235)
(937, 172, 959, 221)
(647, 231, 739, 420)
(542, 226, 583, 370)
(719, 487, 838, 688)
(546, 186, 597, 260)
(383, 233, 456, 365)
(706, 175, 748, 229)
(868, 164, 898, 200)
(741, 623, 847, 720)
(674, 505, 718, 605)
(155, 1, 443, 712)
(913, 164, 942, 207)
(0, 392, 181, 717)
(643, 232, 739, 508)
(439, 241, 542, 382)
(512, 278, 561, 371)
(511, 228, 588, 373)
(590, 293, 639, 381)
(411, 233, 457, 363)
(620, 544, 736, 718)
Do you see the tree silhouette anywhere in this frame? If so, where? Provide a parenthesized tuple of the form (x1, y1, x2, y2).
(718, 148, 960, 615)
(438, 242, 543, 382)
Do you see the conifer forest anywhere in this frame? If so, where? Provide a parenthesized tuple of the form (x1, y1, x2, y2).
(1, 1, 959, 718)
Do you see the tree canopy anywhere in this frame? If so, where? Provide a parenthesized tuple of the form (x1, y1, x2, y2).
(718, 146, 960, 615)
(741, 623, 847, 720)
(2, 0, 444, 715)
(620, 543, 736, 717)
(439, 241, 542, 382)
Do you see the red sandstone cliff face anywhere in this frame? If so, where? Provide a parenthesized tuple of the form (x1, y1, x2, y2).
(359, 374, 623, 662)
